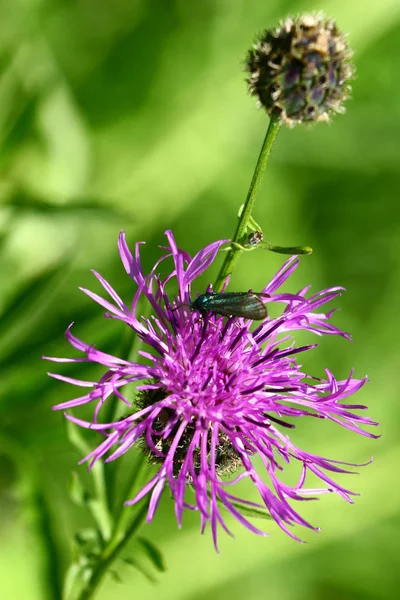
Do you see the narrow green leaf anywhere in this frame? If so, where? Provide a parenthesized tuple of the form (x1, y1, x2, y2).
(28, 486, 64, 600)
(65, 421, 113, 540)
(123, 557, 157, 584)
(136, 537, 167, 572)
(87, 498, 114, 542)
(265, 243, 313, 255)
(0, 437, 63, 600)
(68, 471, 90, 506)
(0, 258, 73, 360)
(63, 562, 84, 600)
(74, 528, 101, 549)
(110, 569, 124, 584)
(0, 264, 63, 333)
(4, 187, 132, 219)
(65, 419, 91, 456)
(219, 498, 273, 521)
(222, 240, 312, 256)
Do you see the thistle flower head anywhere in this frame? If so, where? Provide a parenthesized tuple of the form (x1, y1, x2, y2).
(46, 232, 377, 549)
(246, 14, 354, 126)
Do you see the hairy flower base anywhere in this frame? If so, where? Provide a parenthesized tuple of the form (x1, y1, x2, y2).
(45, 231, 378, 548)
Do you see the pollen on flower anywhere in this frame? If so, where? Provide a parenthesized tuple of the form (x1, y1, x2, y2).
(45, 231, 378, 549)
(245, 14, 354, 126)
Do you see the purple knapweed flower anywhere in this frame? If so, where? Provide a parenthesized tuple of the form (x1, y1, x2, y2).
(46, 231, 378, 548)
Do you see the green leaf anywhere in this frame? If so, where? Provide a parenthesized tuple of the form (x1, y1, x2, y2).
(110, 569, 123, 584)
(0, 437, 63, 600)
(65, 421, 113, 541)
(123, 557, 157, 584)
(229, 501, 273, 521)
(63, 563, 85, 600)
(136, 537, 167, 572)
(264, 243, 313, 255)
(87, 497, 114, 542)
(216, 496, 273, 521)
(74, 528, 101, 549)
(65, 419, 91, 456)
(68, 471, 90, 507)
(223, 240, 312, 255)
(28, 486, 64, 600)
(0, 258, 72, 361)
(3, 187, 132, 220)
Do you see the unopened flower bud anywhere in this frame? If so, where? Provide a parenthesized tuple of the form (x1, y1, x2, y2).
(246, 14, 354, 126)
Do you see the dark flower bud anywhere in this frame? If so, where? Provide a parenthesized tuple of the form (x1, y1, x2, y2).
(245, 14, 354, 126)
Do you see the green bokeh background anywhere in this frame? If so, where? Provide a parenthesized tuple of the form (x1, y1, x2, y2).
(0, 0, 399, 598)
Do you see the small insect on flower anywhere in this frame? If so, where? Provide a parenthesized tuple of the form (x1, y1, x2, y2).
(191, 291, 268, 320)
(247, 230, 264, 246)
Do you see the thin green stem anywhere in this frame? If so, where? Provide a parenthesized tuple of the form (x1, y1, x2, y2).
(214, 117, 281, 291)
(111, 454, 148, 544)
(66, 419, 113, 541)
(70, 455, 149, 600)
(91, 462, 114, 541)
(73, 501, 149, 600)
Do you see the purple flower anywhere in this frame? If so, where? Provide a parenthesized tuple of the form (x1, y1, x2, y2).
(45, 231, 378, 548)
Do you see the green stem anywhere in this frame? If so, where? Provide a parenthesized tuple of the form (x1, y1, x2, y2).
(214, 116, 281, 291)
(73, 501, 149, 600)
(71, 456, 149, 600)
(66, 419, 113, 542)
(91, 462, 114, 541)
(111, 454, 147, 544)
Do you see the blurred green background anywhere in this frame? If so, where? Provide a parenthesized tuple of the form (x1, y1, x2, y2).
(0, 0, 399, 598)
